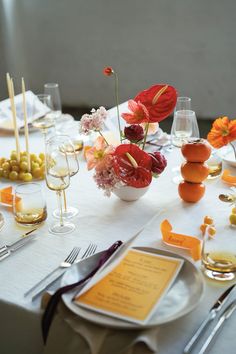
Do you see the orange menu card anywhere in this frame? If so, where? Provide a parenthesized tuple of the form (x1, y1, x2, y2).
(74, 249, 183, 324)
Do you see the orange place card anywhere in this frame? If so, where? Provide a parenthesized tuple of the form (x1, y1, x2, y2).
(221, 169, 236, 186)
(74, 249, 183, 324)
(0, 186, 13, 205)
(0, 186, 21, 207)
(161, 219, 201, 261)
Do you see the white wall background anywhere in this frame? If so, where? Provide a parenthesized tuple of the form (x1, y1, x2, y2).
(1, 0, 236, 118)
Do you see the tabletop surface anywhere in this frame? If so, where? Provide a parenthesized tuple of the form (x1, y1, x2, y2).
(0, 118, 236, 354)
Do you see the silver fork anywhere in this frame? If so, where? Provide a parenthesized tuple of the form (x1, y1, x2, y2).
(76, 243, 97, 263)
(24, 246, 81, 298)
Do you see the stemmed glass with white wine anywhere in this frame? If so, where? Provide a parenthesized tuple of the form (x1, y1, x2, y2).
(45, 139, 75, 234)
(32, 94, 55, 142)
(49, 135, 79, 219)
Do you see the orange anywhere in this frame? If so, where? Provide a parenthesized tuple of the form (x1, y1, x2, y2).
(178, 181, 205, 203)
(180, 161, 209, 183)
(181, 139, 211, 162)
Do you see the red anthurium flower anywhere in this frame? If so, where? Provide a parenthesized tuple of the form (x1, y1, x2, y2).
(113, 144, 152, 188)
(134, 84, 177, 123)
(103, 67, 114, 76)
(121, 100, 150, 124)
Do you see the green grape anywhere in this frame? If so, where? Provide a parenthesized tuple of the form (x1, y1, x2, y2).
(20, 161, 28, 172)
(2, 170, 9, 178)
(30, 153, 37, 162)
(20, 151, 27, 156)
(12, 165, 20, 172)
(10, 160, 19, 167)
(39, 153, 45, 161)
(23, 172, 33, 182)
(0, 167, 3, 177)
(31, 162, 40, 170)
(2, 162, 10, 171)
(19, 172, 25, 180)
(20, 156, 28, 163)
(10, 153, 17, 160)
(35, 158, 42, 165)
(32, 168, 41, 178)
(9, 171, 18, 181)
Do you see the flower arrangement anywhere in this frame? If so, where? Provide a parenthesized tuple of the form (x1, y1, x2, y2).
(207, 116, 236, 159)
(80, 67, 177, 196)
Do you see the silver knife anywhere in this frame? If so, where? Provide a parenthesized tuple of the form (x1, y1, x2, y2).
(183, 284, 236, 353)
(198, 298, 236, 354)
(0, 228, 37, 261)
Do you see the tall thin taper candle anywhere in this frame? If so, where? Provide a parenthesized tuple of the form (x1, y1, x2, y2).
(22, 78, 31, 171)
(6, 73, 20, 162)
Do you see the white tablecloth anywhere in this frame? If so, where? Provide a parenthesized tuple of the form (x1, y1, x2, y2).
(0, 129, 236, 354)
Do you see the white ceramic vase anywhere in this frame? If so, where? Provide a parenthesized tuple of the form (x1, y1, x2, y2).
(113, 185, 149, 201)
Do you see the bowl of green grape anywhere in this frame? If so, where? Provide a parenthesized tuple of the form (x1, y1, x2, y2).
(0, 151, 45, 182)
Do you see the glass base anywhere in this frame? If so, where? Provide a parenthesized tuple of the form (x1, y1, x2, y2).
(203, 268, 235, 281)
(49, 221, 75, 235)
(53, 206, 78, 219)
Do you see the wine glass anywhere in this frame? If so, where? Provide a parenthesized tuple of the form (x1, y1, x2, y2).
(49, 135, 79, 219)
(174, 96, 191, 112)
(32, 94, 55, 142)
(45, 139, 75, 234)
(44, 83, 65, 131)
(171, 110, 199, 184)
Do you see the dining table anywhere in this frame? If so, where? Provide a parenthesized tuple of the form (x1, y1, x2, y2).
(0, 106, 236, 354)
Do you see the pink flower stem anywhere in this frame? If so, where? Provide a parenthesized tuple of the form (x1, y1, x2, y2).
(114, 72, 122, 143)
(142, 122, 150, 150)
(230, 142, 236, 160)
(98, 130, 109, 146)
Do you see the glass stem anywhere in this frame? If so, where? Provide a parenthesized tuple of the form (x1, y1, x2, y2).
(57, 191, 64, 227)
(63, 190, 67, 212)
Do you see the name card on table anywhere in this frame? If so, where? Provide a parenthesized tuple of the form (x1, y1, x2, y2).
(161, 219, 201, 261)
(74, 249, 183, 324)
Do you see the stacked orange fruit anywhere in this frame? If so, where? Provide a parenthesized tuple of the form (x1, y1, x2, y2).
(178, 139, 211, 202)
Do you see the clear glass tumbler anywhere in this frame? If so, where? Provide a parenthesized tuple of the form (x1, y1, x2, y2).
(13, 183, 47, 226)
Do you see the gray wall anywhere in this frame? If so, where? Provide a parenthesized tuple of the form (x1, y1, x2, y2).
(1, 0, 236, 118)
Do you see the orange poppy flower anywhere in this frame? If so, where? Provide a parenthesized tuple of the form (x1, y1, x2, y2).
(207, 116, 236, 148)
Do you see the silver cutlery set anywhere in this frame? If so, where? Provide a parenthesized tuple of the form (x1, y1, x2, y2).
(184, 284, 236, 354)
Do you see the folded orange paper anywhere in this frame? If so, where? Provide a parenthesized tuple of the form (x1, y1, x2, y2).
(161, 219, 201, 261)
(0, 186, 20, 206)
(221, 169, 236, 186)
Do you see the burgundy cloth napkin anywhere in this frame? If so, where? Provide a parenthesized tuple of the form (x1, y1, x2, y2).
(42, 240, 123, 344)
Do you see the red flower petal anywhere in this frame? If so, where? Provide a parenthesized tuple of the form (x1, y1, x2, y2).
(113, 144, 152, 188)
(134, 84, 177, 123)
(103, 67, 114, 76)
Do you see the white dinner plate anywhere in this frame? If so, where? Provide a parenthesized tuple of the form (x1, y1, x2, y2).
(61, 247, 204, 329)
(0, 213, 4, 232)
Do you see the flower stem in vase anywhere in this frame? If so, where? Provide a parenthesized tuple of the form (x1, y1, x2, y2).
(114, 72, 122, 143)
(230, 142, 236, 160)
(142, 122, 150, 150)
(98, 130, 109, 146)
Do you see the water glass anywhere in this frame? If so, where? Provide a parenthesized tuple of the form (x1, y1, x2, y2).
(171, 110, 199, 147)
(13, 183, 47, 226)
(201, 224, 236, 281)
(44, 83, 62, 128)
